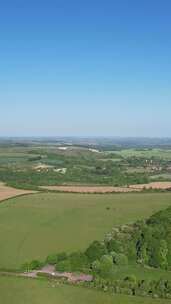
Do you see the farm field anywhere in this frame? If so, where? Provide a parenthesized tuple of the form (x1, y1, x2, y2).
(1, 141, 171, 302)
(1, 141, 171, 189)
(42, 185, 140, 193)
(0, 192, 171, 269)
(129, 181, 171, 190)
(42, 181, 171, 192)
(0, 275, 170, 304)
(115, 148, 171, 160)
(0, 182, 36, 202)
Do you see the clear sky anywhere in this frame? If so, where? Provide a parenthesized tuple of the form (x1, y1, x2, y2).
(0, 0, 171, 137)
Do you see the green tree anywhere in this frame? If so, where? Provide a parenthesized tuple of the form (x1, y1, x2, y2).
(56, 259, 71, 272)
(69, 252, 88, 271)
(111, 252, 128, 266)
(46, 252, 67, 265)
(138, 242, 149, 265)
(99, 255, 114, 278)
(85, 241, 107, 262)
(158, 240, 168, 269)
(92, 260, 101, 274)
(29, 260, 42, 270)
(150, 240, 168, 269)
(46, 254, 58, 265)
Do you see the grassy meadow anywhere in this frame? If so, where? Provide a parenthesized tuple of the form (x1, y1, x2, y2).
(0, 192, 171, 269)
(0, 275, 170, 304)
(111, 264, 171, 281)
(115, 148, 171, 160)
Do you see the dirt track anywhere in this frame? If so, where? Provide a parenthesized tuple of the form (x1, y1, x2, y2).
(0, 183, 36, 202)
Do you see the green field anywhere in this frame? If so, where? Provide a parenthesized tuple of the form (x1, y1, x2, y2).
(0, 275, 170, 304)
(110, 264, 171, 281)
(2, 144, 171, 188)
(115, 148, 171, 159)
(0, 192, 171, 269)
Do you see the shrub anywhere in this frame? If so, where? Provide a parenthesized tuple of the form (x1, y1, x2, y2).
(112, 253, 128, 266)
(92, 260, 101, 273)
(56, 252, 68, 262)
(107, 239, 123, 253)
(46, 254, 58, 265)
(29, 260, 42, 270)
(124, 275, 137, 284)
(98, 255, 115, 279)
(56, 260, 71, 272)
(46, 252, 68, 265)
(22, 260, 42, 271)
(149, 240, 168, 269)
(85, 241, 107, 263)
(69, 252, 88, 271)
(21, 262, 30, 272)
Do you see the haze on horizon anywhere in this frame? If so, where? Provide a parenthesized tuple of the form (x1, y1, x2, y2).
(0, 1, 171, 137)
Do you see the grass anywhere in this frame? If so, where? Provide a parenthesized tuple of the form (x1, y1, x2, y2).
(0, 275, 170, 304)
(0, 192, 171, 269)
(150, 173, 171, 180)
(115, 148, 171, 159)
(111, 264, 171, 281)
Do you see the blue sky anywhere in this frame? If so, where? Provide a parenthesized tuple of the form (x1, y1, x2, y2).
(0, 0, 171, 137)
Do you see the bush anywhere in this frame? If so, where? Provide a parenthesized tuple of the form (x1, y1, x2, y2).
(46, 252, 68, 265)
(21, 262, 30, 272)
(29, 260, 42, 270)
(54, 252, 89, 273)
(56, 252, 68, 262)
(69, 252, 88, 271)
(112, 252, 128, 266)
(85, 241, 107, 263)
(124, 275, 137, 284)
(22, 260, 42, 271)
(56, 259, 71, 272)
(46, 254, 58, 265)
(92, 260, 101, 273)
(98, 255, 115, 279)
(107, 239, 123, 253)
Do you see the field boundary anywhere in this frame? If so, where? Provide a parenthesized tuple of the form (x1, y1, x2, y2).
(0, 191, 40, 205)
(40, 182, 171, 194)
